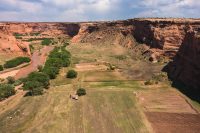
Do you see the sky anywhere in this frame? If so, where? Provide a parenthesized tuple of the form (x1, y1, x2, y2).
(0, 0, 199, 22)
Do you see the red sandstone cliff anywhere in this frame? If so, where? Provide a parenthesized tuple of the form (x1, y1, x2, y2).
(1, 19, 200, 89)
(0, 22, 80, 55)
(166, 30, 200, 89)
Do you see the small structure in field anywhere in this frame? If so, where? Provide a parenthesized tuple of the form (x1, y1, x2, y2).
(70, 94, 78, 100)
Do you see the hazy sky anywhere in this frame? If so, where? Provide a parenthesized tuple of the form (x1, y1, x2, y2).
(0, 0, 199, 22)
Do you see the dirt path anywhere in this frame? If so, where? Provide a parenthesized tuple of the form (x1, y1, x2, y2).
(15, 46, 53, 79)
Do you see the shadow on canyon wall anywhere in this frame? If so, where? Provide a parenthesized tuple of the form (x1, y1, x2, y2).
(163, 31, 200, 103)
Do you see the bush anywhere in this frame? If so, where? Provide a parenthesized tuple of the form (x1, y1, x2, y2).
(4, 57, 31, 68)
(41, 38, 52, 45)
(76, 88, 86, 96)
(7, 76, 15, 84)
(66, 70, 77, 78)
(0, 84, 15, 101)
(0, 65, 3, 71)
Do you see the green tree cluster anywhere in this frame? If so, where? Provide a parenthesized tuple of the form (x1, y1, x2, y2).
(4, 57, 31, 68)
(43, 47, 71, 79)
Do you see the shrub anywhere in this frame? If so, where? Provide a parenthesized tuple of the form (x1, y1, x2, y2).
(0, 84, 15, 101)
(76, 88, 86, 96)
(144, 79, 158, 85)
(41, 38, 52, 45)
(66, 70, 77, 78)
(4, 57, 31, 68)
(7, 76, 15, 84)
(0, 65, 3, 71)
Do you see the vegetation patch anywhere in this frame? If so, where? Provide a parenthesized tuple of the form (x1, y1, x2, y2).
(0, 84, 15, 101)
(23, 72, 50, 96)
(113, 55, 127, 60)
(144, 72, 169, 85)
(66, 70, 77, 79)
(41, 38, 53, 46)
(76, 88, 86, 96)
(6, 76, 15, 84)
(0, 65, 3, 71)
(30, 32, 40, 36)
(3, 57, 31, 68)
(43, 46, 71, 79)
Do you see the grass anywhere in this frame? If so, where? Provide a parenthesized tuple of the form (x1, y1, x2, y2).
(0, 84, 149, 133)
(0, 42, 167, 133)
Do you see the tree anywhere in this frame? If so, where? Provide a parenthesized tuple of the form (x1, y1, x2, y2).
(23, 81, 44, 95)
(76, 88, 86, 96)
(26, 72, 50, 89)
(43, 67, 59, 79)
(4, 57, 31, 68)
(45, 58, 63, 68)
(0, 84, 15, 101)
(66, 70, 77, 78)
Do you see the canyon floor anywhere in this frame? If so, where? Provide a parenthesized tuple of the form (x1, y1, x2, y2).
(0, 43, 200, 133)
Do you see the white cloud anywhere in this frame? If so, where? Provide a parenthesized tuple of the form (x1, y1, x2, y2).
(134, 0, 200, 18)
(0, 0, 199, 21)
(1, 0, 42, 13)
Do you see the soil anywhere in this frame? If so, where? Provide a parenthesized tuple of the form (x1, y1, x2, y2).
(137, 88, 197, 114)
(145, 112, 200, 133)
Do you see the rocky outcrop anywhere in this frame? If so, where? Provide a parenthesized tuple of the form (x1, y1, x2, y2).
(166, 30, 200, 90)
(71, 21, 136, 48)
(132, 19, 200, 58)
(0, 22, 80, 55)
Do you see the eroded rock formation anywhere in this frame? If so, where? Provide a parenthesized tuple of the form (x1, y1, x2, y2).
(0, 22, 80, 55)
(166, 30, 200, 89)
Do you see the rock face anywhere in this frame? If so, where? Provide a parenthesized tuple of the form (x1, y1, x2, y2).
(71, 21, 136, 48)
(0, 22, 80, 55)
(166, 30, 200, 89)
(1, 18, 200, 90)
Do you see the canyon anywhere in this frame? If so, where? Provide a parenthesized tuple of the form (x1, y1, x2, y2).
(1, 18, 200, 133)
(0, 18, 200, 91)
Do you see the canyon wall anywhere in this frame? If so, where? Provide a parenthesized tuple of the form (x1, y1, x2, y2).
(0, 22, 80, 55)
(0, 19, 200, 90)
(166, 30, 200, 90)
